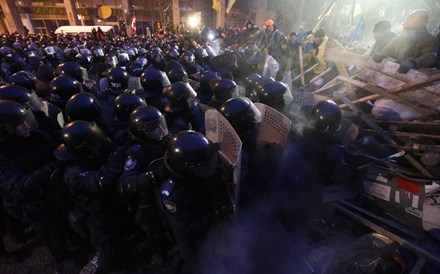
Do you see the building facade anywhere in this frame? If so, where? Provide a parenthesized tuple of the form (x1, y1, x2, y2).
(0, 0, 272, 34)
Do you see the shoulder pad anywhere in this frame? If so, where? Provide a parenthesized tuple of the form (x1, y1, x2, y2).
(161, 178, 175, 198)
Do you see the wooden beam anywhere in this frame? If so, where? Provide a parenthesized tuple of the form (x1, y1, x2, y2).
(335, 62, 356, 99)
(335, 93, 433, 177)
(312, 76, 342, 94)
(324, 48, 371, 67)
(339, 72, 440, 108)
(338, 75, 436, 116)
(359, 129, 440, 141)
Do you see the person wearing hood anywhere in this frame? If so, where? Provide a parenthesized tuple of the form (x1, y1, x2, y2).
(370, 20, 396, 56)
(238, 19, 260, 47)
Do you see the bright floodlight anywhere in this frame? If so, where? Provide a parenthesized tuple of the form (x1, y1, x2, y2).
(188, 16, 199, 28)
(207, 33, 215, 40)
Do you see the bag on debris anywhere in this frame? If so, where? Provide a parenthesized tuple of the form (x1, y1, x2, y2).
(307, 233, 405, 274)
(262, 55, 280, 78)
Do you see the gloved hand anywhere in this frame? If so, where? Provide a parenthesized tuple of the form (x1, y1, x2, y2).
(372, 52, 387, 63)
(25, 161, 58, 191)
(107, 146, 127, 173)
(397, 60, 415, 74)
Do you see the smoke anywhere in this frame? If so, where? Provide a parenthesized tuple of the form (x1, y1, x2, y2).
(197, 196, 313, 274)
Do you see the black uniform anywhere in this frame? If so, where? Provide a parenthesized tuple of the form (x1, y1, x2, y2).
(0, 129, 69, 263)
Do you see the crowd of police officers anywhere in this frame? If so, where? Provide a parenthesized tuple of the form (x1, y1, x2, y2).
(0, 20, 400, 274)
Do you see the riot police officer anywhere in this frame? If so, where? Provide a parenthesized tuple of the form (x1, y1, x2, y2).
(119, 106, 172, 265)
(219, 97, 280, 206)
(0, 99, 70, 267)
(139, 68, 171, 113)
(54, 120, 131, 273)
(164, 81, 205, 135)
(273, 100, 356, 231)
(112, 93, 147, 145)
(65, 92, 102, 122)
(208, 78, 239, 110)
(152, 130, 232, 274)
(196, 71, 221, 104)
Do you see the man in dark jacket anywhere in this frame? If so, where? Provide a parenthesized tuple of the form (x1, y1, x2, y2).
(372, 9, 438, 73)
(370, 20, 396, 56)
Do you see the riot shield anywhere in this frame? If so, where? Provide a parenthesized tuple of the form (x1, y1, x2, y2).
(199, 103, 214, 112)
(188, 78, 200, 90)
(205, 109, 242, 211)
(210, 51, 238, 72)
(254, 102, 292, 147)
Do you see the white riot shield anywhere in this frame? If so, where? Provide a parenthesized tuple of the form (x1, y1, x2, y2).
(128, 77, 142, 91)
(255, 102, 292, 147)
(199, 103, 214, 112)
(262, 55, 280, 78)
(205, 109, 242, 211)
(188, 78, 200, 90)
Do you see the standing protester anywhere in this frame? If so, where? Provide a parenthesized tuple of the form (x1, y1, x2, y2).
(371, 10, 439, 120)
(370, 20, 396, 56)
(258, 19, 284, 56)
(372, 9, 438, 73)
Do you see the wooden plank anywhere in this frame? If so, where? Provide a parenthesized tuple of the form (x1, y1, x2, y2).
(338, 75, 436, 116)
(298, 46, 305, 87)
(359, 129, 440, 141)
(339, 73, 440, 108)
(312, 76, 342, 94)
(363, 59, 440, 91)
(323, 48, 370, 67)
(335, 93, 433, 177)
(335, 62, 356, 99)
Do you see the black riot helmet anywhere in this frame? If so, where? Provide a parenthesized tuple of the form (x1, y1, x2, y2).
(244, 43, 259, 56)
(0, 46, 14, 61)
(212, 78, 239, 103)
(180, 50, 195, 65)
(200, 71, 221, 92)
(309, 100, 342, 134)
(164, 130, 218, 179)
(0, 84, 32, 105)
(128, 106, 168, 142)
(219, 97, 262, 136)
(258, 81, 288, 110)
(56, 61, 88, 82)
(107, 67, 129, 94)
(91, 45, 105, 59)
(9, 71, 38, 91)
(244, 73, 261, 89)
(114, 93, 147, 123)
(165, 81, 197, 113)
(65, 92, 101, 122)
(166, 48, 180, 60)
(194, 47, 208, 62)
(255, 76, 275, 93)
(0, 99, 28, 136)
(49, 75, 83, 107)
(165, 59, 183, 73)
(54, 120, 112, 161)
(140, 68, 171, 93)
(167, 66, 188, 83)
